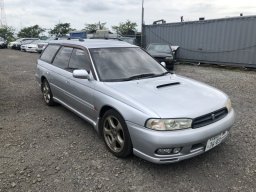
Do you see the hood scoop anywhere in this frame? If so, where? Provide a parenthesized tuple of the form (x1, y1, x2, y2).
(156, 82, 180, 89)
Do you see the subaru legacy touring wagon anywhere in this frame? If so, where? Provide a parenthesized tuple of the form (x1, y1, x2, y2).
(35, 40, 235, 164)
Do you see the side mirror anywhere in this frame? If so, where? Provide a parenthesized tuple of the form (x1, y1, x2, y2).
(73, 69, 90, 80)
(160, 62, 166, 67)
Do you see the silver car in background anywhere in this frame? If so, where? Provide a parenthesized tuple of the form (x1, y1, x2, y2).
(9, 38, 39, 50)
(21, 40, 43, 52)
(35, 40, 235, 164)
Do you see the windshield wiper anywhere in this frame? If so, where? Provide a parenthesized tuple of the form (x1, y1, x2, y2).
(147, 71, 172, 78)
(124, 73, 157, 81)
(158, 71, 172, 76)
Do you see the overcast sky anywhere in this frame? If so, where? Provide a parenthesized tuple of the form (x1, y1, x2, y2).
(4, 0, 256, 32)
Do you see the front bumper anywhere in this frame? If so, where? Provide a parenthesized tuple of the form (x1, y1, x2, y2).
(26, 47, 37, 52)
(127, 109, 235, 164)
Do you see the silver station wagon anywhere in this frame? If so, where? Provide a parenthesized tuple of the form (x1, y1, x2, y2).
(35, 40, 235, 164)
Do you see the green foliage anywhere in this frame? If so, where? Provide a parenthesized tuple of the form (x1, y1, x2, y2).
(0, 26, 15, 42)
(49, 23, 74, 37)
(17, 25, 45, 38)
(112, 20, 138, 35)
(84, 21, 107, 33)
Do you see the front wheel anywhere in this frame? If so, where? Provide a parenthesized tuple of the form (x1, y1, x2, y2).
(42, 80, 55, 106)
(101, 109, 133, 158)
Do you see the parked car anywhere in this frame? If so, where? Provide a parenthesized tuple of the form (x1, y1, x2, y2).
(19, 39, 40, 51)
(0, 37, 7, 48)
(35, 40, 235, 164)
(146, 43, 175, 70)
(9, 38, 39, 50)
(21, 40, 45, 52)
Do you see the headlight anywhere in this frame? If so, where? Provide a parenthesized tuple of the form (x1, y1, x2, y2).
(146, 118, 192, 131)
(226, 98, 232, 112)
(165, 56, 173, 60)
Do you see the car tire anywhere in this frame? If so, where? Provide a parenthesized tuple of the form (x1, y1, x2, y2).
(101, 109, 133, 158)
(42, 79, 55, 106)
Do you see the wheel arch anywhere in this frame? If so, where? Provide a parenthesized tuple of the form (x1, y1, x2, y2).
(98, 105, 124, 135)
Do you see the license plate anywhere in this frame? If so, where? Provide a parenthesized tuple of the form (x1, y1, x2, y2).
(205, 132, 225, 151)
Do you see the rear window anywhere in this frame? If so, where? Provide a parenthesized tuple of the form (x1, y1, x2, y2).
(40, 45, 60, 63)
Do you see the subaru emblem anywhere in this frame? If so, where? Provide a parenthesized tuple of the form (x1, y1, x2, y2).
(211, 114, 215, 120)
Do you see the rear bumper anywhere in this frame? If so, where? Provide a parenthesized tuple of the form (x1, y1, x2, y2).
(127, 109, 235, 164)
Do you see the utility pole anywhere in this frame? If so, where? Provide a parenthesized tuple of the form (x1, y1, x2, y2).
(0, 0, 7, 27)
(141, 0, 144, 47)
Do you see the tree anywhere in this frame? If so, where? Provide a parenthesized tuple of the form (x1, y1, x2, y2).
(49, 23, 73, 37)
(17, 25, 45, 38)
(84, 21, 107, 33)
(112, 20, 138, 35)
(0, 26, 15, 42)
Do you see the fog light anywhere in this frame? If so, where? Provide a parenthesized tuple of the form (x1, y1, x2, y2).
(156, 148, 172, 155)
(173, 147, 182, 154)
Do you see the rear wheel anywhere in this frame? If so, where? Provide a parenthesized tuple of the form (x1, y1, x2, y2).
(42, 80, 55, 106)
(101, 109, 133, 158)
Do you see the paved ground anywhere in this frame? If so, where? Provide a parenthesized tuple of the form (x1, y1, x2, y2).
(0, 49, 256, 192)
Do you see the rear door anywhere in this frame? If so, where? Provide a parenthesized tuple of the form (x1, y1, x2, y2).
(50, 46, 73, 104)
(37, 44, 61, 89)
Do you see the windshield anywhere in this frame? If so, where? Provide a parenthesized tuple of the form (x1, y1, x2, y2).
(147, 44, 172, 53)
(90, 47, 168, 82)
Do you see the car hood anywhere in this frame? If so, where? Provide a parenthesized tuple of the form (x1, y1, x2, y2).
(104, 75, 228, 118)
(147, 50, 172, 57)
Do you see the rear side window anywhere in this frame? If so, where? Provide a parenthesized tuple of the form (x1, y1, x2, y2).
(52, 47, 73, 69)
(40, 45, 60, 63)
(68, 49, 91, 72)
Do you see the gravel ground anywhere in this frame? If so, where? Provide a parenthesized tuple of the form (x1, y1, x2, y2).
(0, 49, 256, 192)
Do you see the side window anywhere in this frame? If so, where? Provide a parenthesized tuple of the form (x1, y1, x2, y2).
(40, 45, 60, 63)
(68, 49, 91, 72)
(52, 47, 73, 69)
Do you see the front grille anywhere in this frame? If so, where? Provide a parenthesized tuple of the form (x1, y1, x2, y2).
(192, 108, 228, 128)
